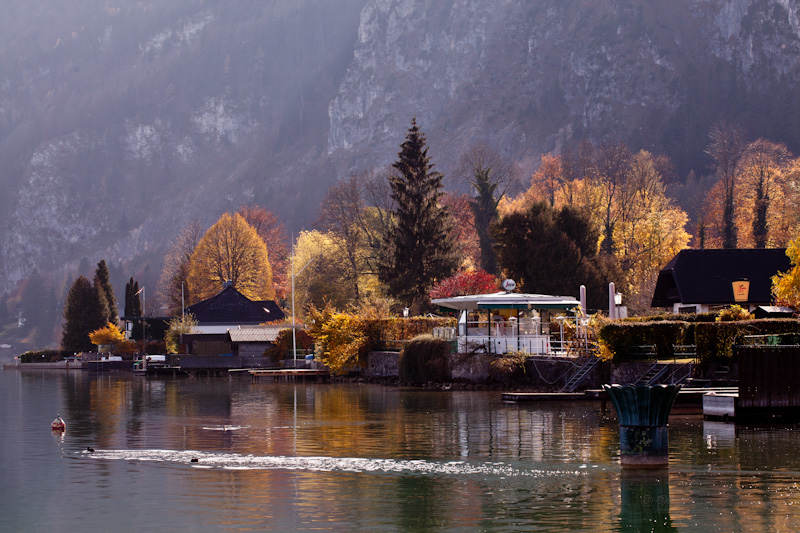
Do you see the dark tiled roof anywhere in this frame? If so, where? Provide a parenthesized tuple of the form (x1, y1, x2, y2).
(651, 248, 791, 307)
(186, 286, 285, 324)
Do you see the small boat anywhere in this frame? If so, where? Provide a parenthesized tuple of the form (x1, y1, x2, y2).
(51, 415, 66, 431)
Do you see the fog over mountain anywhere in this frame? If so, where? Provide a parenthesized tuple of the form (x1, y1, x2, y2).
(2, 0, 800, 294)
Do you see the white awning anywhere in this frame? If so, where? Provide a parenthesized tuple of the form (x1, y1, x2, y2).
(432, 291, 580, 311)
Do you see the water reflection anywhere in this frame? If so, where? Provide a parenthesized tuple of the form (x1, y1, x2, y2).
(6, 370, 800, 530)
(618, 470, 675, 532)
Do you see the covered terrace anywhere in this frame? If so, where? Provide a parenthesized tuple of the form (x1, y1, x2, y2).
(431, 291, 582, 356)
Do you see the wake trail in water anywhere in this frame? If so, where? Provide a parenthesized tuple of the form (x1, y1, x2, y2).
(80, 448, 587, 478)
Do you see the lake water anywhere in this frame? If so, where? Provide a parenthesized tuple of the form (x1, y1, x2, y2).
(3, 370, 800, 531)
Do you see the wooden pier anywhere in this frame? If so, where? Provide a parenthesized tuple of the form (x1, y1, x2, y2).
(247, 368, 330, 382)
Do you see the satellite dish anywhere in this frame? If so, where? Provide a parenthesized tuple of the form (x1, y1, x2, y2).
(502, 279, 516, 292)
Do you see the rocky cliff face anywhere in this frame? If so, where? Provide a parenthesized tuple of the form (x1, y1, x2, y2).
(328, 0, 800, 173)
(2, 0, 800, 296)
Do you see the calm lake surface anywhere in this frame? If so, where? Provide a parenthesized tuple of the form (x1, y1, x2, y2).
(3, 370, 800, 532)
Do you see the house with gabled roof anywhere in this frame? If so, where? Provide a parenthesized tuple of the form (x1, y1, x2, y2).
(651, 248, 791, 314)
(180, 284, 286, 367)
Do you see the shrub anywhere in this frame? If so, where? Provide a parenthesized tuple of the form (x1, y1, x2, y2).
(18, 350, 70, 363)
(88, 322, 124, 346)
(307, 303, 456, 373)
(399, 335, 451, 383)
(307, 306, 371, 374)
(716, 305, 753, 322)
(489, 352, 528, 384)
(264, 328, 314, 360)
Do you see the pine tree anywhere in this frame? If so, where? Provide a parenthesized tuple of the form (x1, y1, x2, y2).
(94, 260, 118, 322)
(62, 276, 108, 352)
(378, 118, 458, 313)
(124, 277, 142, 317)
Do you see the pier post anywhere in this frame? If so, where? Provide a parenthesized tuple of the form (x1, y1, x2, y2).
(603, 384, 681, 468)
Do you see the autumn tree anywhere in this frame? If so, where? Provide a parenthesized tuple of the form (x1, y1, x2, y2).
(316, 176, 372, 303)
(706, 122, 745, 249)
(62, 276, 108, 352)
(289, 230, 364, 314)
(530, 153, 565, 207)
(440, 192, 481, 269)
(592, 142, 633, 254)
(164, 313, 197, 354)
(378, 119, 459, 313)
(157, 219, 203, 314)
(89, 322, 125, 347)
(187, 213, 274, 304)
(739, 139, 792, 248)
(429, 269, 498, 299)
(238, 206, 289, 298)
(772, 236, 800, 308)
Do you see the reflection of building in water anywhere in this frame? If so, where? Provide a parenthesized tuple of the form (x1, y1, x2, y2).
(703, 421, 736, 449)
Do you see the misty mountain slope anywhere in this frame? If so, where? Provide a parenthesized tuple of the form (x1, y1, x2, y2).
(2, 0, 800, 296)
(329, 0, 800, 174)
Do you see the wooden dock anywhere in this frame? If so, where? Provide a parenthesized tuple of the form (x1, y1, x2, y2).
(502, 392, 597, 402)
(247, 368, 330, 382)
(503, 387, 739, 406)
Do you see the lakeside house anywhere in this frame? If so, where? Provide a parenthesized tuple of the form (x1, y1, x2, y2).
(180, 284, 286, 368)
(431, 290, 582, 355)
(651, 248, 791, 314)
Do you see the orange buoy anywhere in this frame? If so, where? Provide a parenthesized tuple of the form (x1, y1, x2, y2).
(51, 415, 66, 431)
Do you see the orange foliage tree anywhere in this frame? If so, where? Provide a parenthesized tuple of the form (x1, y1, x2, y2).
(187, 213, 274, 304)
(238, 205, 289, 299)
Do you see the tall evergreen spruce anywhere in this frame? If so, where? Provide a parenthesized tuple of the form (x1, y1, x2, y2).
(93, 277, 111, 325)
(124, 277, 142, 317)
(379, 118, 458, 313)
(62, 276, 108, 352)
(94, 260, 118, 322)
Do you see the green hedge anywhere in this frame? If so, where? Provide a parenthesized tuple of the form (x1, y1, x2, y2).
(399, 335, 452, 383)
(18, 350, 72, 363)
(695, 319, 800, 360)
(363, 317, 456, 351)
(600, 318, 800, 363)
(599, 321, 694, 362)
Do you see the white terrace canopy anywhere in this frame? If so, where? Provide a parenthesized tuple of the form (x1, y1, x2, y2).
(431, 291, 582, 356)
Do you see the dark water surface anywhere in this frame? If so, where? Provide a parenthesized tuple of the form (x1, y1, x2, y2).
(3, 369, 800, 531)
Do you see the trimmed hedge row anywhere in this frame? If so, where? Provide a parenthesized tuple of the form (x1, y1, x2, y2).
(18, 350, 73, 363)
(599, 318, 800, 363)
(399, 335, 451, 383)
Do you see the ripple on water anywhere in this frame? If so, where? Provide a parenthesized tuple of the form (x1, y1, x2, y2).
(79, 448, 589, 478)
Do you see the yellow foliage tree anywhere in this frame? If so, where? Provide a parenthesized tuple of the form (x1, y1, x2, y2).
(772, 236, 800, 308)
(306, 305, 369, 374)
(89, 322, 125, 346)
(507, 149, 690, 314)
(187, 213, 274, 303)
(164, 313, 198, 354)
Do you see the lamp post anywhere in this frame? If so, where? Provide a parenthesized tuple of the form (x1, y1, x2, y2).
(135, 285, 146, 352)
